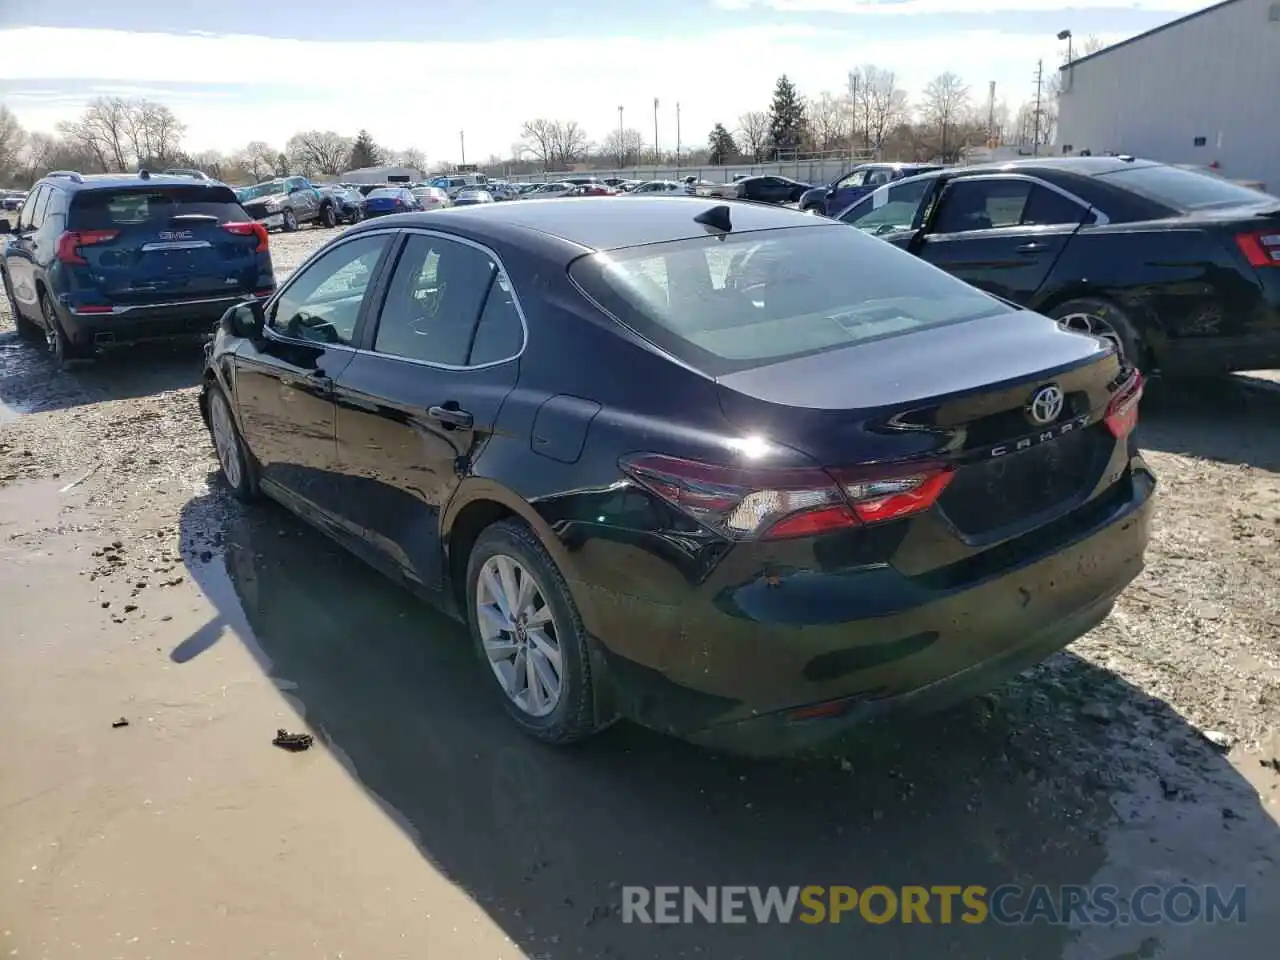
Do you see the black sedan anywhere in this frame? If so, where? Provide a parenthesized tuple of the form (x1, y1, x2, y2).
(835, 156, 1280, 376)
(734, 175, 813, 204)
(199, 197, 1154, 756)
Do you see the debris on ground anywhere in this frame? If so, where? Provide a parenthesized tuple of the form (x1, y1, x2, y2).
(272, 729, 314, 752)
(111, 718, 129, 728)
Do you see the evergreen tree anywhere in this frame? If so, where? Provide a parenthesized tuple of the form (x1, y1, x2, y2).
(707, 123, 737, 165)
(767, 75, 807, 158)
(348, 129, 382, 169)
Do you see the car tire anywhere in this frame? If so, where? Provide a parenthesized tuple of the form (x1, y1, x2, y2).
(282, 209, 298, 232)
(1047, 297, 1146, 370)
(3, 272, 43, 343)
(466, 519, 600, 745)
(320, 204, 337, 228)
(40, 291, 91, 370)
(207, 385, 259, 501)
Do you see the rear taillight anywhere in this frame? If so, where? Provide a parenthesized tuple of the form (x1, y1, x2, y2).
(1104, 370, 1144, 439)
(619, 453, 954, 540)
(1235, 230, 1280, 267)
(55, 229, 119, 264)
(222, 221, 269, 252)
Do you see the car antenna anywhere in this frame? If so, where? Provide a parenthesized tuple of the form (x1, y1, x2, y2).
(694, 204, 732, 236)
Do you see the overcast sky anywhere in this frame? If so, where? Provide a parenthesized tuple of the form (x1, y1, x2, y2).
(0, 0, 1210, 164)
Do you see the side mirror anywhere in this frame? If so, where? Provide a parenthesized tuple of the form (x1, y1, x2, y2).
(825, 187, 836, 197)
(221, 299, 266, 340)
(0, 219, 10, 234)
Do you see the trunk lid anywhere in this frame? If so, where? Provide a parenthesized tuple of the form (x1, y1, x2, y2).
(716, 312, 1127, 543)
(68, 184, 262, 304)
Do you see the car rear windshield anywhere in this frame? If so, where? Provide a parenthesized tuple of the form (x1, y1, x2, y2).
(367, 188, 403, 198)
(569, 224, 1010, 376)
(1099, 164, 1277, 211)
(68, 185, 246, 230)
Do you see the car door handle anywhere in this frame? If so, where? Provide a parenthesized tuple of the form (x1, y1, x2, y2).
(428, 405, 474, 429)
(1015, 241, 1046, 254)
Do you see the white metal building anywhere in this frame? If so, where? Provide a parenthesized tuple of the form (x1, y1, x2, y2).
(339, 165, 424, 184)
(1056, 0, 1280, 191)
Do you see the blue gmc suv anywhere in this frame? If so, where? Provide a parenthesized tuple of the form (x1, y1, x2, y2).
(0, 170, 275, 368)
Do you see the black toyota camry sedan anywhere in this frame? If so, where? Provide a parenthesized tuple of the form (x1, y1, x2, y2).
(199, 197, 1155, 756)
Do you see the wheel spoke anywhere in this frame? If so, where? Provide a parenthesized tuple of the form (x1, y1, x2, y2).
(513, 567, 537, 618)
(526, 603, 553, 628)
(483, 634, 519, 663)
(495, 556, 521, 618)
(477, 602, 511, 639)
(525, 646, 545, 712)
(482, 565, 511, 620)
(528, 628, 561, 676)
(530, 646, 560, 702)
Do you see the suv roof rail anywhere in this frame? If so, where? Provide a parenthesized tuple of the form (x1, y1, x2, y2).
(46, 170, 85, 184)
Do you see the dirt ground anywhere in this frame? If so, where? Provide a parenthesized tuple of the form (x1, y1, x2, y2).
(2, 223, 1280, 959)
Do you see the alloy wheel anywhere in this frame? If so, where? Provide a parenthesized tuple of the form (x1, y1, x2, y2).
(1056, 311, 1125, 358)
(475, 554, 563, 717)
(209, 391, 244, 490)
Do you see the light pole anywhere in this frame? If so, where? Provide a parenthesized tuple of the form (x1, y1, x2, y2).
(675, 101, 681, 171)
(618, 105, 625, 168)
(653, 97, 659, 168)
(1058, 28, 1074, 95)
(459, 130, 466, 167)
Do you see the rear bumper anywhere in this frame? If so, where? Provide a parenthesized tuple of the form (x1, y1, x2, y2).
(587, 466, 1155, 757)
(57, 295, 252, 349)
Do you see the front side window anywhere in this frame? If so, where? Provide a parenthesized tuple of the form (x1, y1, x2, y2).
(569, 224, 1009, 376)
(835, 170, 869, 190)
(18, 186, 46, 231)
(270, 234, 391, 345)
(839, 177, 935, 234)
(371, 235, 498, 365)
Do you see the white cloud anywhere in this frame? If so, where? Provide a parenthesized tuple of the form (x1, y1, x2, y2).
(0, 25, 1117, 161)
(712, 0, 1210, 12)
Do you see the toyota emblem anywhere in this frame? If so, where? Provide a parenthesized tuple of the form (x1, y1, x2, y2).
(1028, 384, 1065, 425)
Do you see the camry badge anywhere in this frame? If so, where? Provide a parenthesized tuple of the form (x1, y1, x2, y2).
(1028, 384, 1065, 426)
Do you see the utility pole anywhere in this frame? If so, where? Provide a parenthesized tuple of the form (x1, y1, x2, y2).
(847, 70, 859, 163)
(1032, 60, 1044, 156)
(653, 97, 660, 168)
(987, 80, 996, 147)
(617, 105, 625, 168)
(676, 102, 681, 171)
(460, 130, 466, 166)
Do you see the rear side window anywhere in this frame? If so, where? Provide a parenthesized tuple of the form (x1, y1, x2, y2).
(569, 224, 1010, 377)
(69, 186, 245, 230)
(1100, 164, 1276, 210)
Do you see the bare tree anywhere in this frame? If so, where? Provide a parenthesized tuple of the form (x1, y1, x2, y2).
(519, 119, 557, 169)
(1081, 34, 1107, 56)
(918, 72, 971, 161)
(58, 97, 132, 172)
(850, 65, 910, 157)
(286, 131, 354, 176)
(138, 102, 185, 166)
(395, 148, 427, 173)
(550, 121, 589, 170)
(736, 110, 768, 163)
(807, 92, 849, 152)
(601, 127, 644, 167)
(237, 141, 277, 182)
(0, 105, 25, 185)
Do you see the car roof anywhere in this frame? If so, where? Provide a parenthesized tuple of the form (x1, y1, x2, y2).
(941, 156, 1159, 178)
(356, 195, 829, 252)
(40, 172, 230, 191)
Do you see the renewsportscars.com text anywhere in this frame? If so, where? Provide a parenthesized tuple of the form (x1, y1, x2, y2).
(621, 884, 1247, 926)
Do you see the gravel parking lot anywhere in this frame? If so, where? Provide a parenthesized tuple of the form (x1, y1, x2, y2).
(2, 222, 1280, 958)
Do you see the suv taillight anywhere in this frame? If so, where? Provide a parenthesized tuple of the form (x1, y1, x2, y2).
(55, 229, 119, 264)
(1104, 370, 1144, 439)
(1235, 230, 1280, 267)
(619, 453, 954, 540)
(222, 221, 269, 252)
